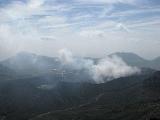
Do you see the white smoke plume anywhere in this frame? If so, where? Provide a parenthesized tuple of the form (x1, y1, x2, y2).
(58, 49, 94, 70)
(58, 49, 141, 83)
(91, 56, 141, 83)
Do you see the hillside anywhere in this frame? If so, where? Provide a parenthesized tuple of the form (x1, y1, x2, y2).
(0, 64, 17, 80)
(30, 71, 160, 120)
(0, 69, 154, 120)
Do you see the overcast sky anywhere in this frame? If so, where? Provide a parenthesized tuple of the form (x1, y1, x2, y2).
(0, 0, 160, 60)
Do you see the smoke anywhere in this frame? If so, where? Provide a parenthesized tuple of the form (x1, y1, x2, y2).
(91, 56, 140, 83)
(58, 49, 74, 65)
(58, 49, 94, 70)
(58, 49, 141, 83)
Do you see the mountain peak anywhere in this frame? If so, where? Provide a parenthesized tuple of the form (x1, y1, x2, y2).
(16, 51, 37, 58)
(109, 52, 144, 60)
(108, 52, 149, 67)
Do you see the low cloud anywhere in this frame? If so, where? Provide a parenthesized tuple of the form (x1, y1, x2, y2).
(58, 49, 141, 83)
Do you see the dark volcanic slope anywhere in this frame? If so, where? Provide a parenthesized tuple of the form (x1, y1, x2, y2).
(31, 71, 160, 120)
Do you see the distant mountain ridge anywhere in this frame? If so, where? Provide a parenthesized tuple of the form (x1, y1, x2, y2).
(1, 52, 160, 76)
(1, 52, 61, 75)
(110, 52, 160, 70)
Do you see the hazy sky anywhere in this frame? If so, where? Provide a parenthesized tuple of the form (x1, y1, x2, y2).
(0, 0, 160, 59)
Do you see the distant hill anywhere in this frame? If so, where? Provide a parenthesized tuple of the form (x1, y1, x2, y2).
(1, 52, 61, 75)
(109, 52, 149, 66)
(110, 52, 160, 70)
